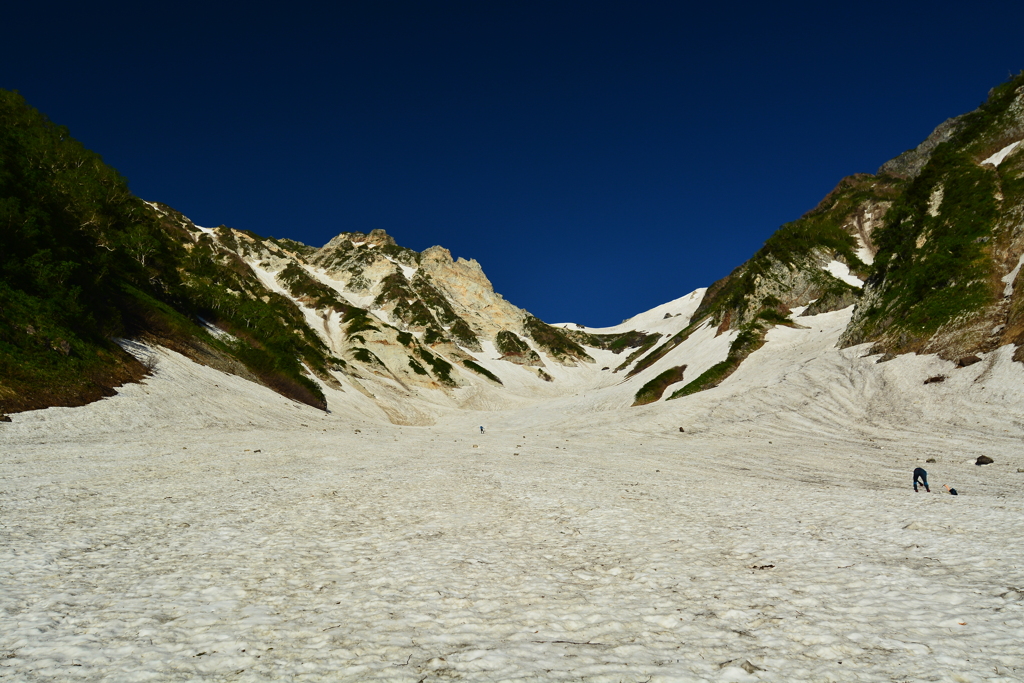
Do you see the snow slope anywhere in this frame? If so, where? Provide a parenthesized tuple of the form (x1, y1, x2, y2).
(3, 308, 1024, 682)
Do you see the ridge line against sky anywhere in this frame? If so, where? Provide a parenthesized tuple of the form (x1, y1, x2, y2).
(3, 1, 1023, 326)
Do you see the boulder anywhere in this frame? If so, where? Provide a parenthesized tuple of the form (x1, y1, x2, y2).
(976, 455, 994, 466)
(957, 355, 982, 368)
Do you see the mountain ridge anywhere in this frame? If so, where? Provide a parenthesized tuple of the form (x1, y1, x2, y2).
(2, 72, 1024, 421)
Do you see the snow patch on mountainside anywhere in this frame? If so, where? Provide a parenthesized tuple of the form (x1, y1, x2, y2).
(556, 288, 706, 335)
(823, 260, 864, 288)
(981, 139, 1022, 167)
(856, 235, 875, 266)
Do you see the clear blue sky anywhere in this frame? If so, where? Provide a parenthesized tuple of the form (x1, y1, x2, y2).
(3, 1, 1022, 326)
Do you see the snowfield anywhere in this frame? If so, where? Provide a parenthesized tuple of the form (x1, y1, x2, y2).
(3, 307, 1024, 682)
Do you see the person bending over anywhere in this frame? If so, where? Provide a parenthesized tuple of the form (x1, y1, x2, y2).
(913, 467, 930, 493)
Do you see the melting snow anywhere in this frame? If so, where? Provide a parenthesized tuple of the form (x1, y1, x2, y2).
(556, 288, 706, 335)
(981, 140, 1022, 168)
(1002, 254, 1024, 297)
(383, 255, 418, 280)
(3, 315, 1024, 681)
(823, 260, 863, 288)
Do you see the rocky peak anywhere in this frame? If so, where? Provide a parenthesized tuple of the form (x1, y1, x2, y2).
(418, 246, 526, 338)
(877, 115, 965, 179)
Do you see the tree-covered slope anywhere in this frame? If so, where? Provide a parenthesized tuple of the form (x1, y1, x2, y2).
(0, 90, 332, 412)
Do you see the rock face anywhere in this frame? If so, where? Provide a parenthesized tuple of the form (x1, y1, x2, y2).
(417, 246, 527, 338)
(157, 214, 616, 422)
(878, 115, 966, 180)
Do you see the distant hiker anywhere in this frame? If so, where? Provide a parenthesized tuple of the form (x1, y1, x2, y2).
(913, 467, 930, 493)
(480, 426, 485, 434)
(944, 484, 959, 496)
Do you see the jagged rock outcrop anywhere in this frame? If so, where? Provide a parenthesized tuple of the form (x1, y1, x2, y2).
(878, 115, 966, 180)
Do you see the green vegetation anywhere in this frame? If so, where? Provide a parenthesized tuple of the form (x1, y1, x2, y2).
(494, 330, 541, 365)
(411, 273, 479, 349)
(756, 308, 794, 325)
(524, 316, 593, 362)
(626, 317, 707, 377)
(408, 357, 429, 375)
(668, 324, 767, 399)
(380, 242, 421, 265)
(270, 237, 317, 258)
(690, 174, 902, 332)
(495, 330, 529, 355)
(561, 328, 661, 355)
(801, 278, 859, 317)
(343, 307, 379, 335)
(0, 89, 330, 411)
(277, 262, 348, 311)
(373, 271, 478, 349)
(613, 333, 664, 372)
(850, 141, 1005, 347)
(463, 360, 502, 384)
(351, 347, 385, 368)
(632, 365, 687, 406)
(416, 347, 456, 386)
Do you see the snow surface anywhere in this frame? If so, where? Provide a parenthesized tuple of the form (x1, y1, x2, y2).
(1002, 254, 1024, 298)
(556, 289, 706, 336)
(981, 140, 1022, 168)
(855, 236, 875, 267)
(3, 308, 1024, 681)
(823, 260, 863, 288)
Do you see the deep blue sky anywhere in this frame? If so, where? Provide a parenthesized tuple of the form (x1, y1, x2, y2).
(3, 2, 1022, 326)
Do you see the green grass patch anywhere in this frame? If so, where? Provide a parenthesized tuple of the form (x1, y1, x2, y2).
(463, 360, 502, 384)
(632, 365, 687, 406)
(668, 324, 767, 399)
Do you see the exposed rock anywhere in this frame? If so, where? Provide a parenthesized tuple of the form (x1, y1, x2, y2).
(976, 455, 994, 465)
(878, 115, 966, 179)
(800, 284, 860, 317)
(923, 375, 946, 384)
(0, 414, 11, 422)
(495, 330, 544, 366)
(419, 246, 526, 339)
(719, 659, 764, 674)
(957, 355, 982, 368)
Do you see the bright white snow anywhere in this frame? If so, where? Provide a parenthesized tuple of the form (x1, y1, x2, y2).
(981, 140, 1022, 168)
(3, 307, 1024, 681)
(823, 260, 863, 288)
(556, 289, 707, 336)
(1003, 254, 1024, 298)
